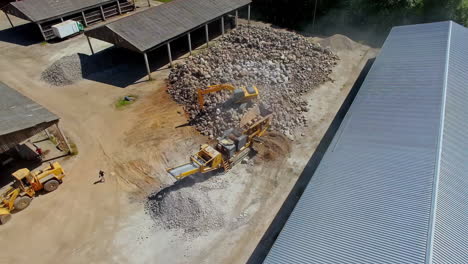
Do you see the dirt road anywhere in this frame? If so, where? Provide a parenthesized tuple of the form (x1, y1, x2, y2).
(0, 13, 377, 264)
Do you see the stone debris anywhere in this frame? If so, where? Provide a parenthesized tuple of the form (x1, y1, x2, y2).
(168, 24, 338, 137)
(41, 54, 84, 86)
(146, 183, 224, 235)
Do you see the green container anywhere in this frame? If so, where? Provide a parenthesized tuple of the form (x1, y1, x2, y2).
(77, 21, 84, 31)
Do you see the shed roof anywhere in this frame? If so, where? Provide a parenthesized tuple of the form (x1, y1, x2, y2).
(264, 21, 468, 264)
(5, 0, 114, 22)
(85, 0, 251, 53)
(0, 81, 58, 136)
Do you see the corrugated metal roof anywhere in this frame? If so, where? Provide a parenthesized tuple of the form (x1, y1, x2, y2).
(6, 0, 114, 22)
(85, 0, 251, 53)
(263, 21, 468, 264)
(0, 81, 58, 136)
(432, 22, 468, 264)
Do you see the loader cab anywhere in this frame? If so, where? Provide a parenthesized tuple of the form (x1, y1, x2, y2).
(11, 169, 37, 195)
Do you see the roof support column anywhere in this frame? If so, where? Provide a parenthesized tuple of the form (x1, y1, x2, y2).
(205, 24, 209, 48)
(188, 32, 192, 55)
(143, 52, 152, 80)
(44, 128, 51, 139)
(221, 16, 225, 36)
(60, 17, 64, 22)
(82, 11, 88, 27)
(86, 35, 95, 55)
(37, 23, 47, 41)
(235, 10, 238, 27)
(56, 123, 72, 154)
(116, 0, 122, 14)
(167, 42, 173, 67)
(248, 4, 251, 25)
(3, 11, 14, 28)
(100, 6, 106, 21)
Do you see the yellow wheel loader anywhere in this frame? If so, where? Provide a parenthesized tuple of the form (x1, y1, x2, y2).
(167, 114, 271, 180)
(0, 162, 65, 225)
(197, 84, 259, 110)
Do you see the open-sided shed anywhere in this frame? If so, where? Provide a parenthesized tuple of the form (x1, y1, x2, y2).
(0, 81, 69, 154)
(2, 0, 135, 40)
(85, 0, 252, 80)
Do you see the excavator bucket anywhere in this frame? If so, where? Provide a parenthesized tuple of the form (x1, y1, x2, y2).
(0, 208, 11, 225)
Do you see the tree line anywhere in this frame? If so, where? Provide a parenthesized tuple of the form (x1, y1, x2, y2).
(251, 0, 468, 45)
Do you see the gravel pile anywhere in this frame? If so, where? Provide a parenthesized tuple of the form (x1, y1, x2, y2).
(40, 48, 140, 86)
(168, 24, 339, 138)
(146, 185, 224, 235)
(41, 54, 84, 86)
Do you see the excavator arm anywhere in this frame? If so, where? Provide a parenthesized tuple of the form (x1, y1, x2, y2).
(197, 84, 236, 110)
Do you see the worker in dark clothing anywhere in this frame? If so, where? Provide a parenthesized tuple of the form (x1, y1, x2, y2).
(98, 170, 105, 183)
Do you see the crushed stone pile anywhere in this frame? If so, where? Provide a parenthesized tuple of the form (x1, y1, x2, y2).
(40, 48, 140, 86)
(168, 24, 339, 138)
(41, 54, 84, 86)
(146, 186, 224, 235)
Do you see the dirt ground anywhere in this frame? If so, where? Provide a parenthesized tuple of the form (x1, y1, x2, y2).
(0, 9, 378, 264)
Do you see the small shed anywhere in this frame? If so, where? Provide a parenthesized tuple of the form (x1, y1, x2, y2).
(2, 0, 135, 40)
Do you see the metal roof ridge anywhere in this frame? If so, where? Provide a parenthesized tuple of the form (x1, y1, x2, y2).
(425, 20, 453, 264)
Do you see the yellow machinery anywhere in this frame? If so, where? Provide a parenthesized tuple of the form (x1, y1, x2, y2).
(167, 114, 271, 180)
(197, 84, 259, 110)
(0, 162, 65, 225)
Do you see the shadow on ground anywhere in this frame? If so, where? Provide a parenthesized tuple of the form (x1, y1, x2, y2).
(246, 58, 376, 264)
(0, 22, 42, 46)
(79, 18, 235, 87)
(0, 150, 42, 189)
(147, 169, 222, 202)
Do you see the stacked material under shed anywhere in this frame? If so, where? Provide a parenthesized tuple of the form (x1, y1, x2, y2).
(4, 0, 134, 40)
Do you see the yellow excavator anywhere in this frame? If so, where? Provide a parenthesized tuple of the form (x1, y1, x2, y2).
(197, 84, 259, 110)
(167, 114, 271, 180)
(0, 162, 65, 225)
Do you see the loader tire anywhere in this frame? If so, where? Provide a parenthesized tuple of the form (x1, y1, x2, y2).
(44, 179, 60, 192)
(0, 214, 11, 225)
(14, 196, 32, 211)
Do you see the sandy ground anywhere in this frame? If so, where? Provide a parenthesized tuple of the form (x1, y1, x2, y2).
(0, 10, 378, 264)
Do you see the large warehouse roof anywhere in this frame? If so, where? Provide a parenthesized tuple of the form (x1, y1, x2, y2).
(0, 81, 58, 137)
(264, 21, 468, 264)
(85, 0, 251, 53)
(5, 0, 114, 22)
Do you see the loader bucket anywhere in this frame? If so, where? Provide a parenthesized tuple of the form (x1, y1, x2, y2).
(0, 208, 11, 225)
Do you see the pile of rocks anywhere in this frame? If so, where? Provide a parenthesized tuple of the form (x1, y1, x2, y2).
(168, 24, 338, 137)
(146, 185, 224, 235)
(41, 54, 84, 86)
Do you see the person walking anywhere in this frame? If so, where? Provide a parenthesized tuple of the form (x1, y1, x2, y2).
(98, 170, 105, 183)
